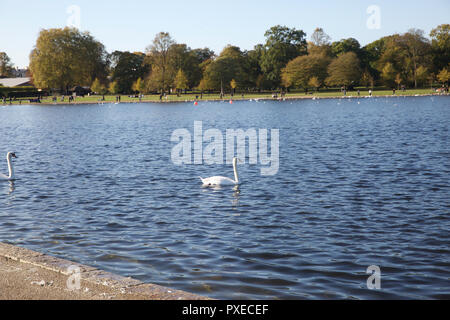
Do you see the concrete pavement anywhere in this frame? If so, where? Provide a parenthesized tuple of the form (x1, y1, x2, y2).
(0, 242, 208, 300)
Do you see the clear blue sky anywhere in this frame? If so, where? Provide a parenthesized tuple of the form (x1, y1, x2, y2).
(1, 0, 449, 68)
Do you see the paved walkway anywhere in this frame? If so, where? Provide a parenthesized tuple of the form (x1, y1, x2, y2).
(0, 242, 207, 300)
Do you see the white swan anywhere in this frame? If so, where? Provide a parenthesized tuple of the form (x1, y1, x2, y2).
(0, 152, 17, 181)
(200, 157, 240, 186)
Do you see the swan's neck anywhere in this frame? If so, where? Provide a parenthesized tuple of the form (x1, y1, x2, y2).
(233, 161, 239, 184)
(7, 156, 14, 180)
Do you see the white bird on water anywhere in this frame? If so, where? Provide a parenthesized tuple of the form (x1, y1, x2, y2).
(0, 152, 17, 181)
(200, 157, 240, 186)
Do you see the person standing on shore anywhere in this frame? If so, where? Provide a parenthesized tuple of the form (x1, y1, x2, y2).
(369, 89, 372, 97)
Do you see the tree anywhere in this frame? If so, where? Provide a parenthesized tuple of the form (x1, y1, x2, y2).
(110, 51, 149, 93)
(281, 53, 330, 89)
(29, 27, 108, 92)
(167, 44, 204, 89)
(398, 29, 431, 88)
(108, 81, 119, 94)
(415, 65, 429, 87)
(200, 45, 247, 92)
(174, 69, 189, 94)
(311, 28, 331, 46)
(308, 28, 333, 58)
(381, 62, 397, 87)
(0, 52, 14, 77)
(245, 45, 265, 89)
(331, 38, 361, 57)
(326, 52, 362, 88)
(132, 77, 146, 94)
(430, 24, 450, 72)
(230, 79, 237, 95)
(197, 78, 210, 92)
(259, 25, 308, 88)
(91, 78, 106, 95)
(361, 70, 374, 88)
(192, 48, 215, 63)
(308, 76, 320, 92)
(395, 74, 403, 90)
(146, 32, 175, 93)
(437, 67, 449, 85)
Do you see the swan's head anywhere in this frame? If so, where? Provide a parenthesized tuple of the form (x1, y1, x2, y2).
(7, 152, 17, 159)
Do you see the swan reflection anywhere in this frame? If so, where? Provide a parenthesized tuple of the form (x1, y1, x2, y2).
(8, 181, 15, 194)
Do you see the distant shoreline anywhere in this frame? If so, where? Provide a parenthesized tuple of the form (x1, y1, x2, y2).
(1, 92, 448, 106)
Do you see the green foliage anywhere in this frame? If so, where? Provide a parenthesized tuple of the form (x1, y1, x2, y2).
(0, 52, 14, 77)
(174, 69, 189, 91)
(430, 24, 450, 72)
(91, 78, 107, 94)
(281, 53, 330, 89)
(17, 24, 450, 97)
(200, 46, 247, 91)
(326, 52, 362, 87)
(437, 68, 450, 84)
(146, 32, 175, 92)
(331, 38, 361, 57)
(260, 25, 307, 88)
(108, 81, 119, 94)
(381, 62, 397, 87)
(132, 77, 146, 93)
(361, 70, 374, 88)
(29, 27, 108, 92)
(110, 51, 149, 93)
(308, 76, 320, 90)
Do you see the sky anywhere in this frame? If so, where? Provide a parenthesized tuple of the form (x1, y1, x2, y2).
(1, 0, 449, 68)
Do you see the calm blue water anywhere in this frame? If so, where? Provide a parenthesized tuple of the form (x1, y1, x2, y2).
(0, 96, 449, 299)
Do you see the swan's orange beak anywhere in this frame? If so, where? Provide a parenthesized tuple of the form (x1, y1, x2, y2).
(11, 153, 17, 158)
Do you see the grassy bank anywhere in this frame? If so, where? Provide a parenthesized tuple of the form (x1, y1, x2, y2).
(1, 88, 447, 106)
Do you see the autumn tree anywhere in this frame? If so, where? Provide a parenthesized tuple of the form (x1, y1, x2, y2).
(29, 27, 108, 92)
(132, 77, 146, 94)
(308, 77, 320, 92)
(381, 62, 397, 87)
(146, 32, 175, 93)
(326, 52, 362, 88)
(437, 67, 449, 85)
(281, 53, 330, 90)
(108, 81, 119, 94)
(91, 78, 107, 95)
(174, 69, 189, 94)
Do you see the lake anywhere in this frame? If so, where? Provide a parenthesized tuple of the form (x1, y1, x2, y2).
(0, 96, 449, 299)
